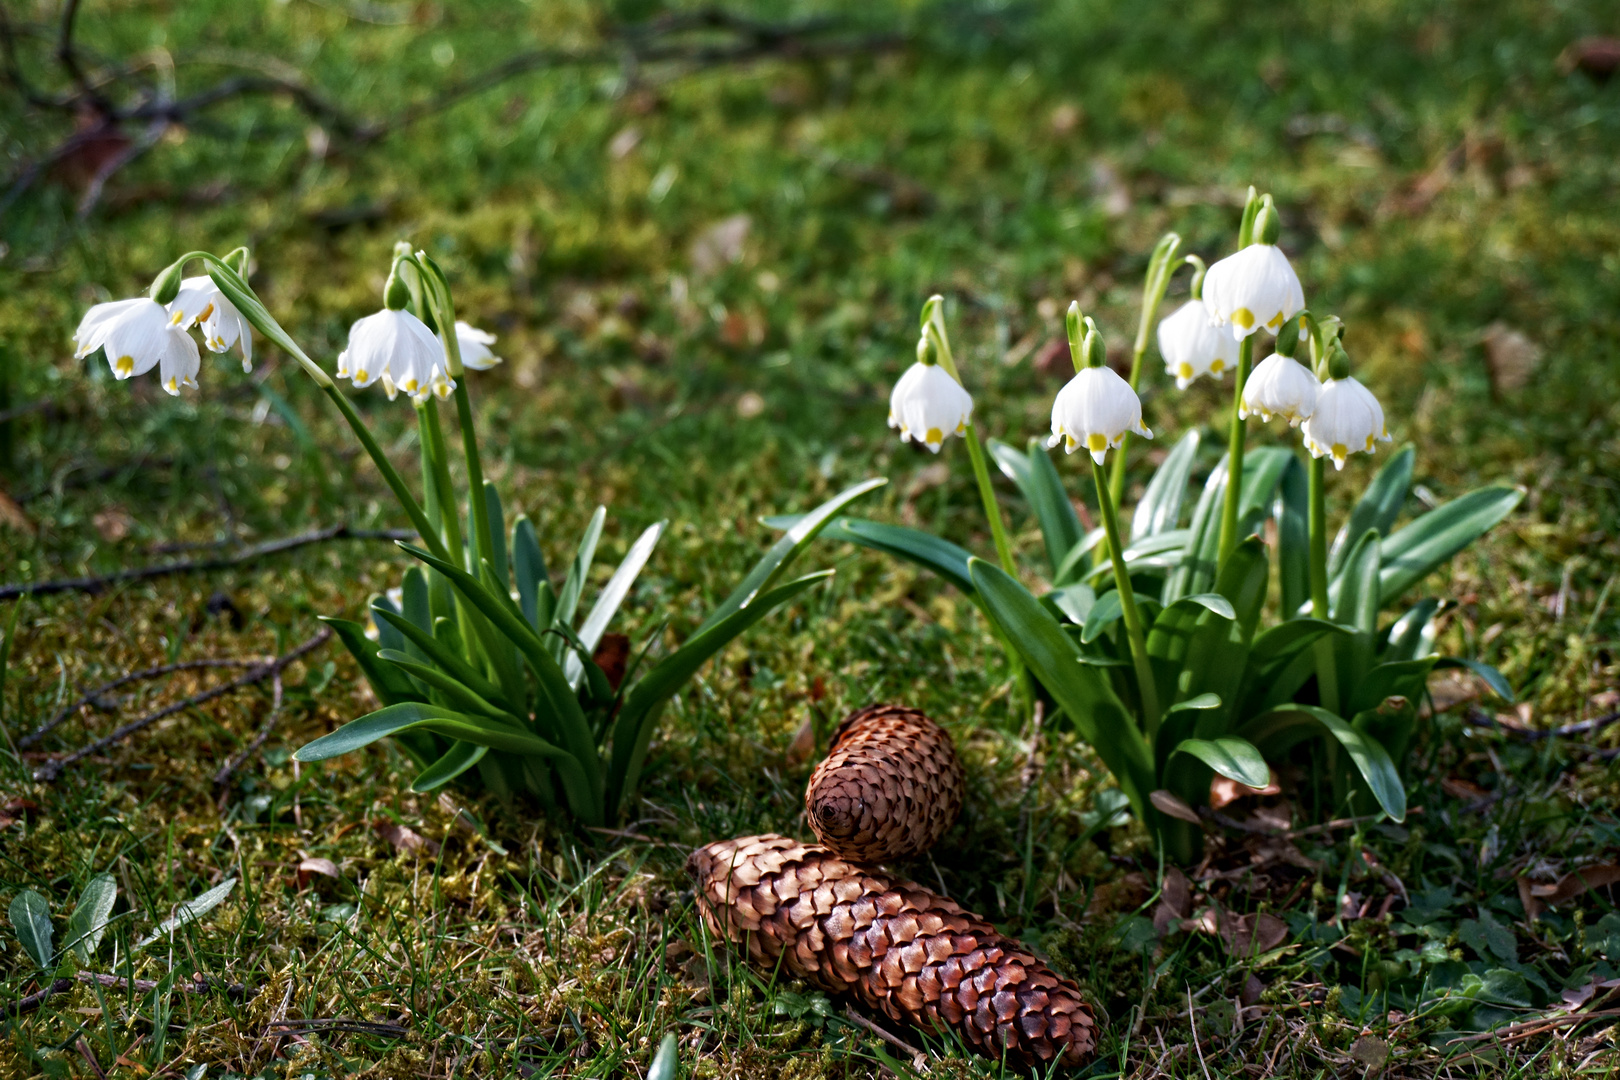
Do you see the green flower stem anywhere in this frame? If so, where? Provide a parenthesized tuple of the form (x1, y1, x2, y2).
(1308, 453, 1341, 713)
(962, 424, 1017, 576)
(450, 378, 493, 573)
(415, 399, 464, 562)
(1216, 334, 1255, 567)
(927, 317, 1015, 577)
(319, 383, 452, 565)
(1092, 456, 1160, 730)
(1107, 233, 1181, 508)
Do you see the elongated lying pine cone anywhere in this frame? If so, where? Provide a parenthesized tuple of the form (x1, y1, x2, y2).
(689, 834, 1098, 1069)
(805, 704, 965, 862)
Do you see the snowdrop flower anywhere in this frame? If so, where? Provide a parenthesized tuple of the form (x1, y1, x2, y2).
(887, 350, 973, 452)
(72, 297, 202, 395)
(1202, 212, 1305, 340)
(455, 322, 502, 370)
(1302, 375, 1391, 470)
(169, 276, 253, 372)
(1241, 352, 1319, 425)
(1048, 366, 1152, 465)
(337, 308, 447, 401)
(1157, 299, 1238, 389)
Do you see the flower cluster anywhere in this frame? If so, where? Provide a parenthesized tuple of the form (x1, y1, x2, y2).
(72, 272, 253, 396)
(72, 251, 503, 405)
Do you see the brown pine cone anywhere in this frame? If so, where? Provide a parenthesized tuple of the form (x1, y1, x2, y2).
(689, 834, 1098, 1069)
(805, 704, 965, 862)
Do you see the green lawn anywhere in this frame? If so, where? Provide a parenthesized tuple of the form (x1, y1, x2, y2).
(2, 0, 1618, 1076)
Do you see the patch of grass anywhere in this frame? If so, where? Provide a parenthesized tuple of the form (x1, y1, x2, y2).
(2, 0, 1618, 1076)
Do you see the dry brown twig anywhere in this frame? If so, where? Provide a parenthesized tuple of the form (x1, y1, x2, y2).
(32, 625, 332, 782)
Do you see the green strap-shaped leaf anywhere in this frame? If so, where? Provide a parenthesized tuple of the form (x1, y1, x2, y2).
(135, 878, 238, 950)
(8, 890, 52, 970)
(395, 544, 604, 818)
(320, 617, 423, 706)
(763, 514, 977, 596)
(1170, 736, 1271, 789)
(1346, 657, 1436, 717)
(373, 609, 507, 706)
(565, 521, 665, 688)
(1238, 704, 1407, 821)
(296, 701, 558, 760)
(1145, 593, 1236, 710)
(609, 569, 834, 817)
(370, 593, 407, 653)
(1052, 527, 1107, 587)
(411, 740, 489, 793)
(1238, 447, 1297, 519)
(1081, 589, 1163, 644)
(512, 515, 552, 631)
(1131, 430, 1201, 542)
(554, 506, 607, 654)
(1079, 530, 1193, 584)
(969, 558, 1155, 822)
(64, 874, 117, 964)
(1382, 598, 1441, 662)
(1044, 582, 1096, 625)
(1277, 454, 1310, 618)
(700, 477, 885, 634)
(1248, 617, 1347, 666)
(377, 649, 516, 722)
(482, 482, 509, 588)
(1332, 528, 1382, 686)
(1434, 657, 1515, 703)
(1330, 446, 1414, 577)
(988, 438, 1083, 577)
(648, 1032, 681, 1080)
(1374, 486, 1523, 607)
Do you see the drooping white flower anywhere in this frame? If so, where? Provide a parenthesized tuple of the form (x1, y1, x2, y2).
(1301, 376, 1391, 470)
(1157, 299, 1238, 389)
(169, 276, 253, 372)
(337, 308, 446, 401)
(72, 297, 201, 394)
(887, 361, 972, 452)
(1202, 243, 1305, 340)
(1047, 365, 1152, 464)
(455, 321, 502, 370)
(1240, 353, 1319, 426)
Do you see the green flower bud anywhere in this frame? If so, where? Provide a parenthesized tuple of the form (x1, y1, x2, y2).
(148, 260, 186, 305)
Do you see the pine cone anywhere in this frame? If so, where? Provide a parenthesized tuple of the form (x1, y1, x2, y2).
(805, 704, 965, 862)
(689, 834, 1098, 1069)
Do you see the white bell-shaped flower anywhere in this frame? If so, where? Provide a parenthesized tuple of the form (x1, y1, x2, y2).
(1241, 353, 1319, 426)
(1302, 376, 1391, 470)
(1157, 299, 1238, 389)
(338, 308, 444, 401)
(72, 297, 201, 394)
(1047, 365, 1152, 465)
(455, 321, 502, 370)
(168, 276, 253, 372)
(887, 361, 972, 452)
(1202, 243, 1305, 340)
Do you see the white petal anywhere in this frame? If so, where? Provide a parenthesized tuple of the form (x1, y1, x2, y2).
(455, 321, 502, 370)
(98, 300, 174, 379)
(1202, 244, 1305, 340)
(73, 298, 146, 358)
(890, 362, 971, 450)
(158, 329, 201, 395)
(1158, 300, 1237, 390)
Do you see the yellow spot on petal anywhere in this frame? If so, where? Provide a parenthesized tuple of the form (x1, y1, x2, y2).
(1176, 363, 1193, 379)
(1365, 435, 1375, 451)
(355, 368, 369, 382)
(1210, 359, 1226, 374)
(925, 427, 943, 445)
(199, 303, 214, 322)
(955, 421, 966, 435)
(1266, 313, 1283, 330)
(1065, 435, 1077, 452)
(115, 355, 134, 376)
(1086, 433, 1108, 453)
(169, 310, 186, 326)
(1231, 308, 1255, 330)
(166, 377, 178, 393)
(1332, 443, 1347, 460)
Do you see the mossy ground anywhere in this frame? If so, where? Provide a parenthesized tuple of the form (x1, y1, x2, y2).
(1, 1, 1618, 1076)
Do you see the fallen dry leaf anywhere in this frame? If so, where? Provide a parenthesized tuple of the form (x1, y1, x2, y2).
(1350, 1034, 1390, 1069)
(591, 633, 630, 690)
(1529, 864, 1620, 905)
(1153, 866, 1193, 934)
(689, 214, 751, 276)
(1482, 323, 1542, 395)
(1150, 788, 1202, 824)
(1210, 769, 1281, 809)
(374, 820, 441, 857)
(1559, 37, 1620, 82)
(1216, 911, 1289, 958)
(785, 714, 817, 767)
(0, 488, 35, 535)
(296, 857, 341, 887)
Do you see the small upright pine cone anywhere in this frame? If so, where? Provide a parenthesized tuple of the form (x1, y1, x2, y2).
(805, 704, 965, 862)
(689, 834, 1098, 1069)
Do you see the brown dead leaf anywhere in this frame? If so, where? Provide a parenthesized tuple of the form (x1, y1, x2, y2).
(0, 798, 41, 828)
(1154, 866, 1192, 934)
(689, 214, 751, 276)
(1529, 864, 1620, 905)
(0, 488, 35, 535)
(785, 714, 816, 767)
(296, 857, 342, 887)
(1216, 911, 1289, 957)
(1442, 776, 1490, 802)
(1210, 769, 1281, 809)
(1518, 876, 1545, 922)
(1481, 323, 1542, 396)
(1150, 789, 1202, 823)
(1350, 1035, 1390, 1069)
(374, 820, 441, 857)
(1248, 837, 1322, 872)
(591, 633, 630, 690)
(92, 507, 133, 543)
(1559, 37, 1620, 82)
